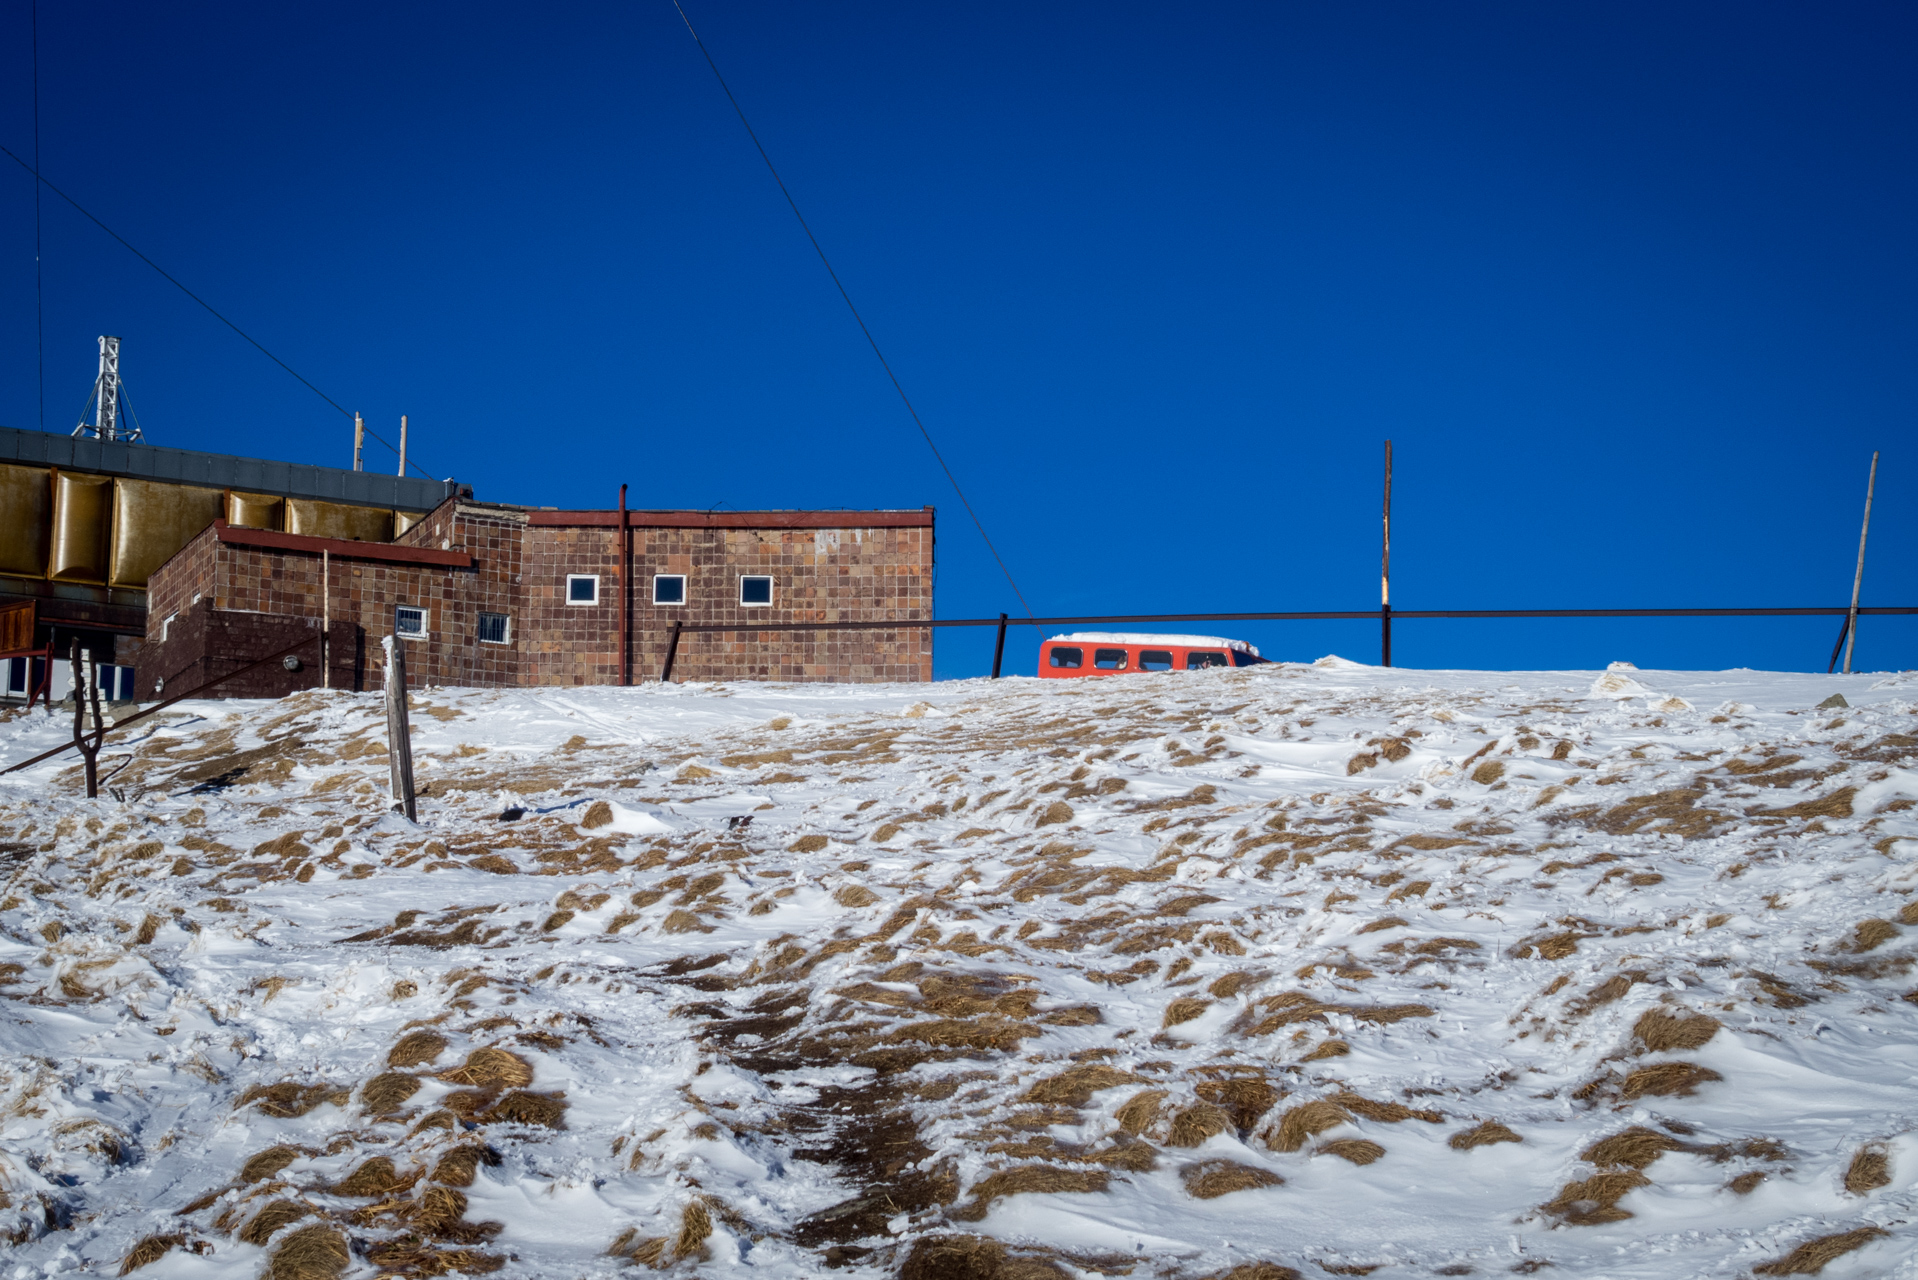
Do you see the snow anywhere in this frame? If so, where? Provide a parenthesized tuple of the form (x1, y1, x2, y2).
(1, 660, 1916, 1278)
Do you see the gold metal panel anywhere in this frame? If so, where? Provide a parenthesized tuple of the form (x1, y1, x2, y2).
(286, 499, 393, 543)
(111, 479, 224, 588)
(49, 472, 113, 583)
(0, 464, 51, 578)
(228, 491, 285, 531)
(394, 510, 425, 537)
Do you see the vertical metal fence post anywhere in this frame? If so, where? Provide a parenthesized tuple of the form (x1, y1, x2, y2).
(990, 613, 1008, 678)
(660, 620, 683, 684)
(1381, 439, 1393, 668)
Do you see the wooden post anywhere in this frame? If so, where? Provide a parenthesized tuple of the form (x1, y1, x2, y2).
(660, 620, 683, 684)
(1381, 439, 1393, 668)
(353, 413, 365, 472)
(618, 483, 630, 686)
(382, 630, 416, 820)
(69, 640, 103, 798)
(321, 548, 330, 690)
(991, 613, 1008, 678)
(1842, 450, 1878, 675)
(397, 414, 408, 478)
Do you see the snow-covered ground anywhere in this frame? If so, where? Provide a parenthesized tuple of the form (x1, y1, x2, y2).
(2, 658, 1915, 1280)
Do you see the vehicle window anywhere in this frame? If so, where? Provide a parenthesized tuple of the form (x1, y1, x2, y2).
(1139, 650, 1174, 671)
(1231, 649, 1266, 667)
(1094, 648, 1128, 670)
(1186, 651, 1228, 669)
(1048, 647, 1083, 669)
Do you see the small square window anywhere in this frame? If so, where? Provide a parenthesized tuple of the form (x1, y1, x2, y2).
(567, 574, 600, 605)
(739, 575, 773, 607)
(653, 574, 687, 605)
(395, 606, 428, 639)
(477, 612, 511, 645)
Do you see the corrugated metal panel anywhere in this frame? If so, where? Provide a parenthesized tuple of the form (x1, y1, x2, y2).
(110, 478, 224, 587)
(0, 425, 457, 512)
(0, 465, 51, 576)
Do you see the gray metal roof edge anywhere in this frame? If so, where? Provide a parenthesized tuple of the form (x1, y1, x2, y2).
(0, 425, 459, 512)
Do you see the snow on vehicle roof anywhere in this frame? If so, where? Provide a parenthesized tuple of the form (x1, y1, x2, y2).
(1048, 631, 1260, 656)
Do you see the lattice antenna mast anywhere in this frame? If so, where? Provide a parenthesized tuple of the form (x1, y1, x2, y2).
(73, 335, 141, 442)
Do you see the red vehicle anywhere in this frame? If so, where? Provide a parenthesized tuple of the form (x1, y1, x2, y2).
(1037, 631, 1270, 678)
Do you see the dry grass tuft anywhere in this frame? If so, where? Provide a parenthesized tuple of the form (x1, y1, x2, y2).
(1162, 996, 1210, 1028)
(362, 1072, 421, 1114)
(661, 909, 715, 934)
(119, 1234, 183, 1275)
(1850, 919, 1899, 952)
(1620, 1061, 1722, 1098)
(430, 1143, 493, 1187)
(790, 835, 829, 853)
(1448, 1120, 1521, 1150)
(834, 885, 880, 908)
(1163, 1099, 1235, 1147)
(1582, 1127, 1681, 1169)
(1209, 1266, 1303, 1280)
(1195, 1077, 1282, 1131)
(266, 1224, 350, 1280)
(1632, 1009, 1719, 1052)
(1753, 1227, 1888, 1275)
(1334, 1093, 1442, 1124)
(1316, 1139, 1384, 1165)
(437, 1048, 533, 1089)
(388, 1030, 448, 1069)
(580, 800, 614, 829)
(673, 1200, 713, 1261)
(241, 1145, 302, 1183)
(1299, 1040, 1349, 1062)
(1270, 1100, 1351, 1152)
(1115, 1089, 1168, 1135)
(1086, 1139, 1159, 1171)
(237, 1081, 347, 1118)
(950, 1166, 1109, 1220)
(362, 1243, 506, 1276)
(1036, 801, 1075, 826)
(486, 1090, 567, 1127)
(1844, 1144, 1890, 1195)
(1022, 1064, 1139, 1107)
(333, 1156, 409, 1197)
(1181, 1159, 1285, 1198)
(899, 1235, 1007, 1280)
(1208, 970, 1264, 999)
(1542, 1170, 1650, 1225)
(238, 1198, 311, 1245)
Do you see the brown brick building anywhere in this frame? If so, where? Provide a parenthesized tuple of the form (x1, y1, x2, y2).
(139, 499, 934, 695)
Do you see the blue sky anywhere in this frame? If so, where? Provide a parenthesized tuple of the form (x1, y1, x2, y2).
(2, 1, 1912, 678)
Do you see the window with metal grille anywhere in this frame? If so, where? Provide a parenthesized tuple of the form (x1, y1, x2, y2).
(477, 612, 510, 645)
(395, 606, 427, 639)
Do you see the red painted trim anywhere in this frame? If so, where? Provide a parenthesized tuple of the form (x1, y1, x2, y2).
(527, 507, 935, 530)
(213, 521, 475, 568)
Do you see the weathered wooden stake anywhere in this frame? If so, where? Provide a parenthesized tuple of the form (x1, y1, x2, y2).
(990, 613, 1009, 678)
(383, 631, 416, 820)
(321, 549, 330, 690)
(1842, 451, 1878, 675)
(1381, 439, 1393, 668)
(69, 640, 104, 798)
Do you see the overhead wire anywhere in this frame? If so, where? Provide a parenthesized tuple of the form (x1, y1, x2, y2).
(0, 141, 444, 481)
(669, 0, 1037, 624)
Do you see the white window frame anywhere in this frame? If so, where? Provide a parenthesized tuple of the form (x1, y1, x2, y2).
(476, 611, 512, 645)
(159, 613, 177, 642)
(739, 575, 773, 607)
(566, 574, 601, 606)
(652, 573, 687, 606)
(395, 606, 429, 640)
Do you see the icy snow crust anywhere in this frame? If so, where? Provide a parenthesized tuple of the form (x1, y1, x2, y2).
(1, 661, 1915, 1279)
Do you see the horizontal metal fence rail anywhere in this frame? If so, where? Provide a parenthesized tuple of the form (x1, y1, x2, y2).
(655, 605, 1918, 681)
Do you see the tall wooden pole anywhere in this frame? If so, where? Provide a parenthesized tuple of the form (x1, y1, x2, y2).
(617, 483, 630, 686)
(1842, 451, 1878, 675)
(1381, 440, 1393, 668)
